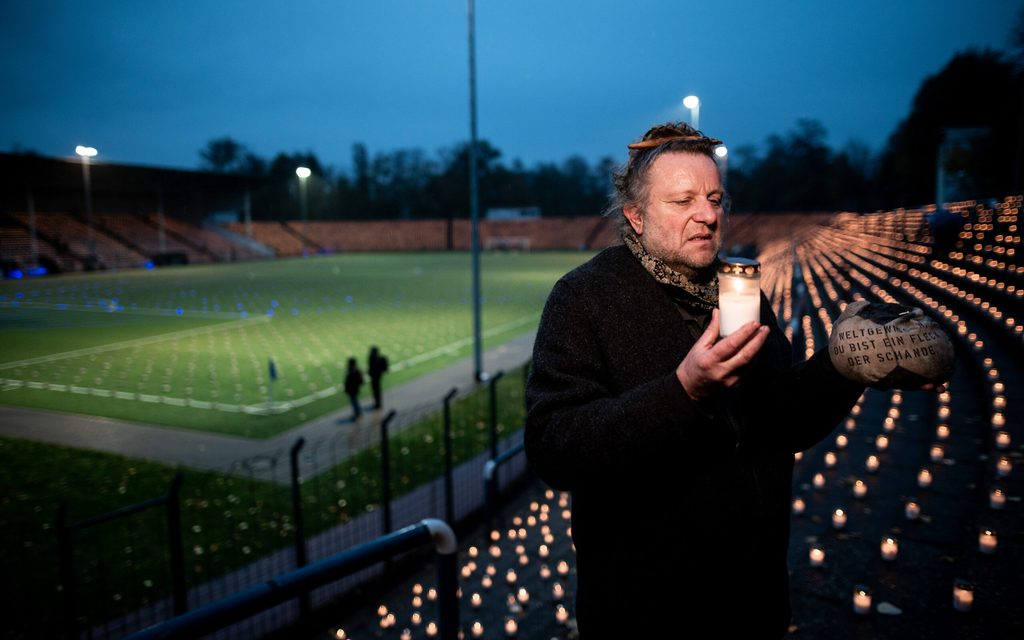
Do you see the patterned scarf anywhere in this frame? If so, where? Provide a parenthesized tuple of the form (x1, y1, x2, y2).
(623, 229, 720, 312)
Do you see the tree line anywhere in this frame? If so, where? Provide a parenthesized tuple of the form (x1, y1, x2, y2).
(202, 48, 1023, 220)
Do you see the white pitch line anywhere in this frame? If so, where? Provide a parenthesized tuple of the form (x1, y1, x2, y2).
(0, 300, 246, 320)
(0, 315, 270, 371)
(0, 313, 540, 414)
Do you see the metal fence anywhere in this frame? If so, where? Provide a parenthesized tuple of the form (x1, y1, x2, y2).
(56, 363, 532, 639)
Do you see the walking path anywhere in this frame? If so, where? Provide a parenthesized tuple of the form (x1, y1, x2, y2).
(0, 332, 536, 477)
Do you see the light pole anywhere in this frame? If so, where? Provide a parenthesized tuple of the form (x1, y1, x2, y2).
(75, 145, 98, 258)
(683, 95, 700, 131)
(467, 0, 484, 382)
(714, 144, 729, 187)
(296, 166, 311, 256)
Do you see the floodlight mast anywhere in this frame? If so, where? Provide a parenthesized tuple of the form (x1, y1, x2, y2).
(467, 0, 484, 382)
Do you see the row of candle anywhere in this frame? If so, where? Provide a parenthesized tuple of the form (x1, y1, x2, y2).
(847, 578, 979, 615)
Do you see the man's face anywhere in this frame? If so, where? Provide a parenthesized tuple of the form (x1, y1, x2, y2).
(623, 151, 724, 279)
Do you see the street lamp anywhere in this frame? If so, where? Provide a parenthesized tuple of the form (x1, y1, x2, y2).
(683, 95, 700, 131)
(75, 145, 98, 258)
(296, 166, 311, 256)
(714, 144, 729, 187)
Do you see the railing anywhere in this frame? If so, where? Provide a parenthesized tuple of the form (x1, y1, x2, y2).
(482, 442, 527, 535)
(123, 519, 459, 640)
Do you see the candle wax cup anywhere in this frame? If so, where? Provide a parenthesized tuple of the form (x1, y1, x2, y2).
(718, 290, 760, 336)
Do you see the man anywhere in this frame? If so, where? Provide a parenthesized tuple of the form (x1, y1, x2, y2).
(524, 122, 867, 637)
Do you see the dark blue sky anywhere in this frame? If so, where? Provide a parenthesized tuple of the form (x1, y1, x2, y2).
(0, 1, 1016, 173)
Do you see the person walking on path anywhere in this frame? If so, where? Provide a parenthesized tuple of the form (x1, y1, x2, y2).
(344, 357, 365, 421)
(367, 345, 389, 410)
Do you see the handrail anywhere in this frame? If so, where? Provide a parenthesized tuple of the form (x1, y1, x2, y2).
(124, 518, 459, 640)
(482, 441, 526, 533)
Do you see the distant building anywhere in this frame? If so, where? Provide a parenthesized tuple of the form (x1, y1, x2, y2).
(485, 206, 541, 220)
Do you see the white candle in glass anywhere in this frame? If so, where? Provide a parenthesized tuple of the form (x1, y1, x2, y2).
(875, 434, 889, 451)
(832, 508, 847, 530)
(794, 451, 804, 461)
(792, 497, 806, 515)
(952, 580, 975, 612)
(905, 499, 921, 520)
(978, 529, 997, 554)
(471, 593, 482, 609)
(471, 621, 484, 638)
(718, 258, 761, 337)
(504, 618, 518, 637)
(809, 545, 825, 567)
(917, 468, 933, 488)
(880, 536, 898, 561)
(824, 451, 837, 468)
(853, 586, 872, 615)
(853, 479, 867, 499)
(995, 431, 1011, 450)
(552, 582, 564, 601)
(866, 455, 880, 473)
(835, 434, 848, 449)
(989, 488, 1006, 509)
(813, 472, 826, 489)
(555, 604, 569, 625)
(936, 424, 950, 440)
(996, 456, 1012, 478)
(930, 445, 944, 462)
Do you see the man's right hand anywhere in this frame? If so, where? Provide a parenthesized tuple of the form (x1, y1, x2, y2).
(676, 308, 770, 401)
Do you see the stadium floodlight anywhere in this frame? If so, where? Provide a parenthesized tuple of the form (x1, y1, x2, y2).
(682, 95, 700, 130)
(75, 145, 98, 257)
(296, 167, 311, 255)
(714, 145, 728, 159)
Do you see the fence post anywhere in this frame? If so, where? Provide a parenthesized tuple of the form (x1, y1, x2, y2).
(380, 410, 397, 535)
(166, 471, 187, 615)
(56, 502, 78, 640)
(289, 437, 310, 617)
(442, 388, 458, 525)
(488, 370, 504, 462)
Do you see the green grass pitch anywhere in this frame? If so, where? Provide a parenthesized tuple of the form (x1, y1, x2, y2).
(0, 251, 594, 438)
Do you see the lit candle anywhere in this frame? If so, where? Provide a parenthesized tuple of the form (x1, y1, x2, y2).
(992, 410, 1006, 427)
(412, 596, 423, 608)
(853, 585, 872, 615)
(880, 536, 898, 561)
(539, 564, 551, 580)
(377, 604, 389, 617)
(845, 418, 857, 432)
(518, 554, 529, 566)
(471, 593, 482, 609)
(995, 431, 1011, 450)
(400, 628, 412, 640)
(888, 407, 900, 419)
(538, 544, 550, 558)
(792, 497, 806, 515)
(556, 560, 570, 576)
(832, 508, 847, 530)
(989, 487, 1006, 509)
(516, 587, 530, 605)
(853, 479, 867, 499)
(917, 468, 933, 488)
(936, 424, 950, 440)
(489, 545, 502, 558)
(996, 456, 1012, 478)
(426, 588, 437, 601)
(905, 499, 921, 520)
(471, 621, 484, 638)
(425, 621, 438, 637)
(883, 417, 896, 432)
(892, 392, 903, 405)
(978, 528, 997, 554)
(794, 451, 804, 461)
(481, 575, 493, 590)
(552, 582, 564, 601)
(468, 545, 479, 558)
(506, 569, 517, 585)
(718, 257, 761, 337)
(504, 618, 518, 637)
(824, 451, 837, 468)
(555, 604, 569, 625)
(836, 434, 849, 449)
(809, 544, 825, 567)
(412, 583, 423, 595)
(851, 405, 862, 417)
(813, 472, 826, 489)
(866, 455, 880, 473)
(411, 612, 422, 626)
(875, 434, 890, 451)
(938, 406, 951, 419)
(930, 444, 944, 462)
(952, 579, 975, 612)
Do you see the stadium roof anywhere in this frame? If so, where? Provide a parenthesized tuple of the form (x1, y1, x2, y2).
(0, 152, 266, 217)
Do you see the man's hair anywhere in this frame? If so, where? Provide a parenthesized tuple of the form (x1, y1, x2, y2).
(604, 121, 727, 235)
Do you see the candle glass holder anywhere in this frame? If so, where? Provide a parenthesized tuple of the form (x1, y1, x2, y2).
(718, 257, 761, 337)
(952, 579, 975, 613)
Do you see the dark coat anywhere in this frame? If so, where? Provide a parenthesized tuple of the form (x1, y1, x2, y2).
(344, 367, 364, 397)
(525, 244, 864, 638)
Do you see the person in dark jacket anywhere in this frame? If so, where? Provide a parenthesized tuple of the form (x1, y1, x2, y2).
(344, 357, 364, 421)
(367, 345, 389, 410)
(526, 122, 881, 638)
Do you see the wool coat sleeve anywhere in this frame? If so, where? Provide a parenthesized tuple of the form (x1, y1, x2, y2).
(525, 274, 733, 491)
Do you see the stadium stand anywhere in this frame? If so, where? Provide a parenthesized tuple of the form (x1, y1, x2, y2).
(10, 211, 147, 270)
